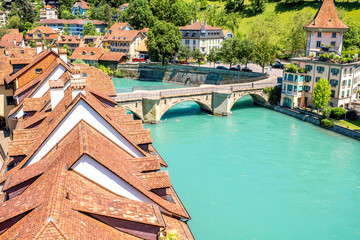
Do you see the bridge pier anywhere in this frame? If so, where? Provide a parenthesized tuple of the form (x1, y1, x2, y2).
(212, 91, 233, 116)
(142, 98, 161, 124)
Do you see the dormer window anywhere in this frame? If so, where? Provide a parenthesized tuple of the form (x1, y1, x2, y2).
(36, 68, 43, 74)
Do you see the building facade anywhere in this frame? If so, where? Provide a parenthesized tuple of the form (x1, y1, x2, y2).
(72, 0, 90, 16)
(40, 19, 107, 36)
(0, 10, 7, 26)
(280, 0, 360, 109)
(180, 19, 225, 54)
(40, 5, 58, 20)
(25, 26, 59, 44)
(103, 30, 145, 60)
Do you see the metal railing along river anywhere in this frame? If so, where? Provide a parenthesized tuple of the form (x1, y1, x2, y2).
(114, 82, 277, 101)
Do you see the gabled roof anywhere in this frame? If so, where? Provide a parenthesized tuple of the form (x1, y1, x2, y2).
(99, 51, 127, 62)
(69, 47, 104, 61)
(104, 30, 144, 43)
(56, 35, 81, 44)
(109, 22, 133, 31)
(180, 22, 222, 31)
(27, 26, 58, 35)
(73, 0, 90, 9)
(1, 33, 23, 44)
(304, 0, 349, 30)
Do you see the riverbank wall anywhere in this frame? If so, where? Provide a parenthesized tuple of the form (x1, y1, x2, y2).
(117, 63, 268, 86)
(274, 106, 360, 141)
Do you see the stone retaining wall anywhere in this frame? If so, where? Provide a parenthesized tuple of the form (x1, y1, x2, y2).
(117, 63, 268, 86)
(274, 106, 360, 141)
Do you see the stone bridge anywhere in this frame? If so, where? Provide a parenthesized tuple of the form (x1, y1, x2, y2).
(113, 82, 276, 123)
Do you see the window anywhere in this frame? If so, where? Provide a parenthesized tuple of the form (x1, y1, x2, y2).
(332, 32, 336, 38)
(316, 41, 321, 48)
(317, 32, 322, 37)
(331, 68, 339, 75)
(315, 77, 320, 82)
(331, 90, 335, 97)
(304, 76, 311, 82)
(342, 80, 346, 86)
(83, 73, 87, 77)
(330, 79, 338, 87)
(331, 41, 336, 47)
(288, 74, 294, 82)
(29, 34, 33, 37)
(317, 66, 325, 73)
(287, 85, 293, 91)
(294, 86, 297, 92)
(45, 34, 50, 37)
(348, 80, 351, 86)
(284, 73, 287, 80)
(185, 39, 189, 45)
(6, 96, 15, 106)
(36, 68, 42, 74)
(304, 86, 311, 92)
(193, 40, 196, 45)
(305, 65, 312, 71)
(37, 34, 42, 38)
(298, 86, 303, 92)
(347, 90, 350, 96)
(294, 75, 298, 82)
(342, 91, 345, 97)
(283, 84, 286, 91)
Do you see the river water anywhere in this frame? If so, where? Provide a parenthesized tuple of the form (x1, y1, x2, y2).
(114, 78, 360, 240)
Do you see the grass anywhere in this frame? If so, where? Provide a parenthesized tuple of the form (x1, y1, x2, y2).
(184, 0, 360, 37)
(336, 119, 360, 130)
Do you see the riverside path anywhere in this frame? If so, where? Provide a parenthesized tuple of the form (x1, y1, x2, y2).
(113, 81, 277, 123)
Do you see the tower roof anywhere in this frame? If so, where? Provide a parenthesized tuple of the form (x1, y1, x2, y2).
(304, 0, 349, 30)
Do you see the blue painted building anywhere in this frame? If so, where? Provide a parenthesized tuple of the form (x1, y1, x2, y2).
(71, 0, 90, 16)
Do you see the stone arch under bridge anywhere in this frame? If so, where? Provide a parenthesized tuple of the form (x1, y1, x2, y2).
(230, 91, 269, 110)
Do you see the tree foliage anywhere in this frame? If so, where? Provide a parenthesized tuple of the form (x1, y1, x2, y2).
(82, 22, 97, 36)
(207, 47, 220, 68)
(225, 0, 244, 12)
(8, 16, 21, 29)
(343, 17, 360, 50)
(64, 24, 70, 36)
(177, 45, 192, 61)
(169, 1, 192, 26)
(312, 78, 331, 110)
(123, 0, 155, 29)
(250, 0, 265, 14)
(146, 20, 182, 64)
(18, 0, 36, 24)
(218, 38, 241, 68)
(192, 49, 205, 65)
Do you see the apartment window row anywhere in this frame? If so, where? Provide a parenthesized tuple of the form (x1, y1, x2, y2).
(331, 68, 339, 76)
(317, 66, 325, 73)
(304, 75, 311, 82)
(305, 65, 313, 71)
(317, 32, 337, 38)
(329, 79, 338, 87)
(110, 42, 129, 47)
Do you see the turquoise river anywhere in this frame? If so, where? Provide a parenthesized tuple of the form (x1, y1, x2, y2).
(113, 78, 360, 240)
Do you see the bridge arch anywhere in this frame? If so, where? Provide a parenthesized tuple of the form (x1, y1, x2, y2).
(123, 106, 143, 120)
(159, 99, 212, 120)
(230, 92, 268, 110)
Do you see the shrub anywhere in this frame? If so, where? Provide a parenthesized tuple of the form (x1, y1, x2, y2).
(329, 52, 336, 60)
(115, 69, 125, 78)
(284, 64, 299, 73)
(347, 111, 358, 121)
(331, 107, 346, 120)
(321, 106, 332, 119)
(298, 67, 306, 73)
(321, 119, 334, 128)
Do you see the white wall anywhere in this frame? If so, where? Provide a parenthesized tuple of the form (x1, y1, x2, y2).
(31, 65, 67, 98)
(72, 155, 152, 203)
(24, 99, 144, 167)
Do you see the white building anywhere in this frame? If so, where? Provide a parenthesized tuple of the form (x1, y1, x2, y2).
(40, 5, 58, 20)
(179, 19, 226, 54)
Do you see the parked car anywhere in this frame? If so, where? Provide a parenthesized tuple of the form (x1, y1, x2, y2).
(229, 65, 241, 71)
(216, 66, 228, 70)
(139, 58, 145, 62)
(272, 62, 284, 69)
(132, 58, 139, 62)
(180, 60, 188, 64)
(242, 67, 252, 72)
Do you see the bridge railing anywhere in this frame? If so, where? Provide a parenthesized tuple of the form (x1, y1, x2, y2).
(114, 82, 278, 101)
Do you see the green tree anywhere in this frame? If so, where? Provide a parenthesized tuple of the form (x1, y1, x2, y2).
(250, 0, 265, 14)
(23, 22, 33, 32)
(178, 45, 192, 62)
(0, 26, 9, 40)
(218, 38, 241, 68)
(192, 48, 205, 65)
(170, 1, 191, 26)
(124, 0, 155, 29)
(19, 0, 36, 24)
(7, 16, 21, 29)
(63, 24, 70, 35)
(225, 0, 244, 12)
(199, 0, 208, 10)
(8, 2, 19, 18)
(62, 44, 72, 56)
(253, 42, 276, 73)
(29, 40, 36, 48)
(225, 13, 239, 35)
(285, 12, 313, 55)
(263, 86, 281, 106)
(149, 0, 176, 21)
(61, 10, 75, 19)
(312, 78, 331, 111)
(343, 17, 360, 50)
(103, 4, 113, 24)
(207, 47, 220, 68)
(146, 20, 182, 65)
(82, 22, 97, 36)
(238, 38, 256, 67)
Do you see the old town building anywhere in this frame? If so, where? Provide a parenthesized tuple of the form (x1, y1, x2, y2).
(40, 5, 58, 20)
(280, 0, 360, 109)
(25, 26, 59, 45)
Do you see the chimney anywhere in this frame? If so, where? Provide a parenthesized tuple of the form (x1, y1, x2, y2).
(52, 44, 58, 54)
(196, 18, 199, 23)
(36, 42, 43, 54)
(49, 80, 65, 110)
(204, 19, 207, 25)
(70, 76, 87, 99)
(59, 49, 68, 64)
(190, 18, 193, 25)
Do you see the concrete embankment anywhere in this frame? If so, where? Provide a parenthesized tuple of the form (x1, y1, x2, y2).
(117, 63, 267, 85)
(274, 106, 360, 141)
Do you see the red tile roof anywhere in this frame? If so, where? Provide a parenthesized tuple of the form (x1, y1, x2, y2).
(104, 30, 144, 42)
(1, 33, 23, 44)
(109, 22, 132, 31)
(74, 0, 90, 10)
(26, 26, 59, 40)
(99, 51, 127, 62)
(180, 22, 222, 31)
(39, 19, 105, 25)
(56, 35, 81, 44)
(305, 0, 349, 30)
(69, 47, 104, 61)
